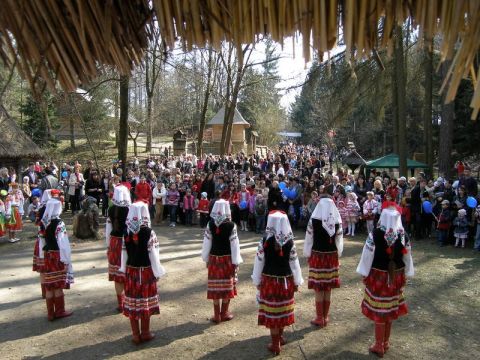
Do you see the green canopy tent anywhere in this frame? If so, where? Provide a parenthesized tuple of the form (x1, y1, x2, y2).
(365, 154, 428, 177)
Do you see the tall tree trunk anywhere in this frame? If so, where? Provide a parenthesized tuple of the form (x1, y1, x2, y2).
(197, 47, 214, 157)
(114, 79, 119, 147)
(118, 75, 129, 169)
(391, 60, 398, 153)
(423, 38, 434, 177)
(69, 117, 75, 148)
(438, 61, 454, 178)
(146, 96, 153, 152)
(394, 26, 407, 177)
(43, 101, 52, 145)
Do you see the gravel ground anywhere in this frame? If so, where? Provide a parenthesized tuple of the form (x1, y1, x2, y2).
(0, 218, 479, 360)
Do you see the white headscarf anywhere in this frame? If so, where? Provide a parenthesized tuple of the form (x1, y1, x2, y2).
(210, 199, 231, 226)
(112, 185, 132, 207)
(265, 211, 294, 247)
(310, 197, 342, 236)
(126, 201, 151, 234)
(41, 198, 63, 227)
(377, 207, 405, 246)
(41, 189, 52, 206)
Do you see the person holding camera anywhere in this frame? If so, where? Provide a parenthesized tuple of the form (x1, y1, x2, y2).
(68, 165, 84, 214)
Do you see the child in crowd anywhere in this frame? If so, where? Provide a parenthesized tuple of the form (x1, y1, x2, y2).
(248, 188, 257, 231)
(197, 192, 210, 228)
(400, 189, 412, 236)
(345, 191, 360, 236)
(183, 188, 196, 226)
(254, 193, 267, 234)
(453, 209, 469, 248)
(5, 183, 24, 243)
(363, 191, 378, 234)
(167, 183, 180, 227)
(421, 193, 433, 238)
(437, 200, 451, 247)
(28, 196, 40, 222)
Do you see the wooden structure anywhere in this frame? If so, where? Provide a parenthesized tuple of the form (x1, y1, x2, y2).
(0, 1, 479, 118)
(207, 107, 250, 154)
(248, 131, 259, 155)
(0, 105, 43, 172)
(172, 130, 187, 156)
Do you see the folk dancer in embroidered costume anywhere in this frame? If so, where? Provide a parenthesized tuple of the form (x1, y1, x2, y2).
(106, 185, 131, 312)
(356, 202, 414, 357)
(120, 201, 166, 344)
(41, 195, 74, 321)
(5, 183, 24, 243)
(0, 190, 7, 240)
(33, 190, 56, 298)
(304, 196, 343, 328)
(201, 199, 243, 324)
(252, 210, 303, 355)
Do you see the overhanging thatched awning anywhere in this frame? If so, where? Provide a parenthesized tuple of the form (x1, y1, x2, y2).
(0, 1, 479, 117)
(0, 105, 43, 160)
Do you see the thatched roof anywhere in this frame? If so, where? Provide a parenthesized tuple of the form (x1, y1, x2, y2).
(0, 1, 479, 117)
(0, 105, 43, 159)
(208, 106, 249, 126)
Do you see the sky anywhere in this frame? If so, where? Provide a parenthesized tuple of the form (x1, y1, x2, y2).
(248, 36, 312, 110)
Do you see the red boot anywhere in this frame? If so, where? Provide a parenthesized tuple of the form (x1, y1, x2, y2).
(140, 316, 155, 342)
(384, 321, 392, 352)
(129, 318, 141, 345)
(54, 295, 73, 319)
(279, 328, 286, 345)
(221, 300, 234, 321)
(46, 298, 55, 321)
(310, 301, 325, 327)
(267, 333, 281, 355)
(210, 303, 221, 324)
(41, 284, 46, 299)
(369, 322, 385, 358)
(323, 300, 331, 326)
(116, 294, 124, 313)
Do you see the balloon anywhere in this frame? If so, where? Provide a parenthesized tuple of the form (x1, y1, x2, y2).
(62, 171, 68, 178)
(287, 189, 297, 200)
(279, 182, 287, 190)
(239, 200, 248, 210)
(422, 200, 433, 214)
(467, 196, 478, 208)
(31, 188, 42, 198)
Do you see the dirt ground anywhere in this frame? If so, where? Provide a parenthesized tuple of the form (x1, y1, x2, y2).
(1, 217, 479, 360)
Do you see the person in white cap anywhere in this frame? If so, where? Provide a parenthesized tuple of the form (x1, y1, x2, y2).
(357, 201, 414, 357)
(120, 201, 166, 344)
(32, 189, 52, 299)
(105, 185, 131, 312)
(304, 196, 343, 328)
(201, 199, 242, 324)
(41, 192, 74, 321)
(252, 210, 303, 355)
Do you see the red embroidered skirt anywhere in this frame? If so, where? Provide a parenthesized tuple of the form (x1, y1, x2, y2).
(207, 254, 237, 300)
(308, 250, 340, 291)
(258, 274, 295, 329)
(361, 268, 408, 322)
(107, 236, 125, 282)
(6, 208, 22, 231)
(32, 237, 45, 273)
(123, 266, 159, 319)
(42, 251, 68, 290)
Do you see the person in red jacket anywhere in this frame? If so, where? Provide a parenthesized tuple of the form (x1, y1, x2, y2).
(197, 192, 210, 228)
(135, 175, 152, 205)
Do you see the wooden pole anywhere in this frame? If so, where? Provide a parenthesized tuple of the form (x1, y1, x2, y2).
(118, 75, 129, 169)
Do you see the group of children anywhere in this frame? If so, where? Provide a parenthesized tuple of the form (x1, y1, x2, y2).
(0, 183, 27, 243)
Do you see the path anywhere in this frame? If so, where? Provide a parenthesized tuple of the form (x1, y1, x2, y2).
(0, 222, 479, 359)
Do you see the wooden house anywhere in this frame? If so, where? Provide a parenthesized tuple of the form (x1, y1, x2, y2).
(0, 105, 43, 173)
(206, 106, 250, 154)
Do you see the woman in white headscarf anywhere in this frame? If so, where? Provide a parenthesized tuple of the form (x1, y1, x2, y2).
(201, 199, 242, 324)
(32, 189, 53, 299)
(356, 201, 414, 357)
(120, 201, 165, 345)
(304, 196, 343, 328)
(252, 210, 303, 355)
(41, 191, 74, 321)
(105, 185, 131, 312)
